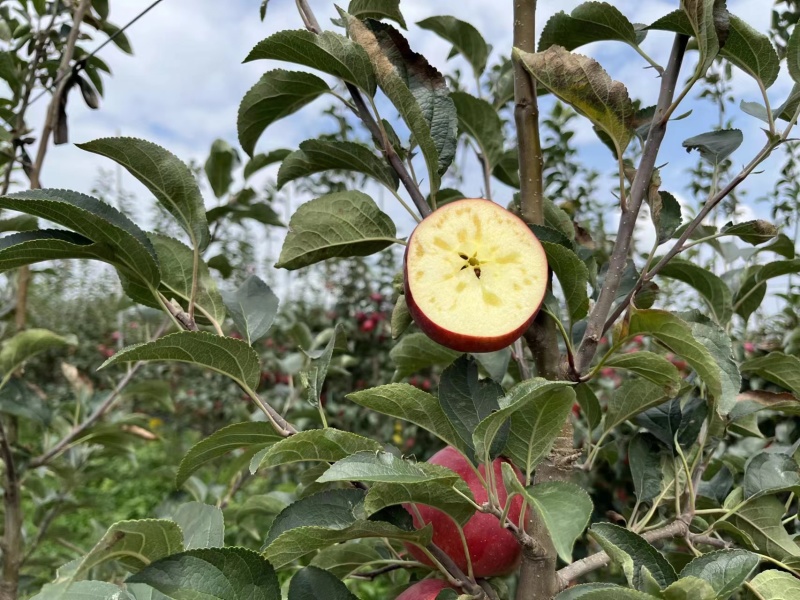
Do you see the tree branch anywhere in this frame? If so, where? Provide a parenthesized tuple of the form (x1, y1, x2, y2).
(573, 34, 688, 375)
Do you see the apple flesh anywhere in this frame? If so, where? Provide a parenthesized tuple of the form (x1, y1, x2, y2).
(404, 198, 548, 353)
(405, 446, 525, 578)
(395, 579, 455, 600)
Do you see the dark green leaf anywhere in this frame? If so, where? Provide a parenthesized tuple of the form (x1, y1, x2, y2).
(243, 149, 292, 180)
(590, 523, 677, 590)
(204, 139, 239, 199)
(788, 18, 800, 84)
(288, 566, 357, 600)
(416, 16, 489, 76)
(319, 450, 457, 484)
(604, 378, 675, 433)
(364, 476, 476, 526)
(538, 3, 639, 52)
(77, 138, 210, 250)
(246, 30, 376, 95)
(299, 323, 345, 407)
(681, 0, 727, 76)
(127, 547, 281, 600)
(254, 429, 381, 472)
(740, 352, 800, 396)
(575, 383, 602, 430)
(347, 0, 406, 29)
(679, 549, 759, 599)
(656, 257, 732, 324)
(277, 139, 398, 190)
(175, 422, 283, 487)
(744, 452, 800, 500)
(0, 215, 38, 233)
(682, 130, 743, 165)
(720, 15, 779, 88)
(389, 332, 460, 380)
(649, 191, 682, 245)
(629, 434, 664, 503)
(604, 352, 681, 396)
(541, 241, 589, 323)
(222, 275, 279, 345)
(238, 70, 329, 157)
(276, 191, 397, 270)
(721, 220, 778, 246)
(346, 15, 457, 194)
(172, 502, 224, 550)
(450, 92, 504, 170)
(438, 355, 506, 459)
(0, 190, 159, 284)
(554, 584, 619, 600)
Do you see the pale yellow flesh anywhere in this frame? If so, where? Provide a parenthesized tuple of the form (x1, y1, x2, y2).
(407, 200, 548, 337)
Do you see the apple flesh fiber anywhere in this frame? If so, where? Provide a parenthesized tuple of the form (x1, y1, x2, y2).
(405, 446, 525, 578)
(395, 578, 455, 600)
(404, 198, 548, 353)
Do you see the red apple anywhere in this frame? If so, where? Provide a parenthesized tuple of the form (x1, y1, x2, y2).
(396, 579, 455, 600)
(405, 446, 525, 577)
(404, 198, 548, 353)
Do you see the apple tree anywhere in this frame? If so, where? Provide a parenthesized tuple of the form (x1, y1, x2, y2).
(3, 1, 800, 600)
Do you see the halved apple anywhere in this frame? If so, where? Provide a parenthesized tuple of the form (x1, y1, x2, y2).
(404, 198, 548, 353)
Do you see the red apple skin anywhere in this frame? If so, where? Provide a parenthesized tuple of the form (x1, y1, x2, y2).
(405, 446, 525, 578)
(403, 198, 546, 353)
(395, 579, 455, 600)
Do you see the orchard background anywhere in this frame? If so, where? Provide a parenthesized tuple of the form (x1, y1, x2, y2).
(0, 1, 799, 599)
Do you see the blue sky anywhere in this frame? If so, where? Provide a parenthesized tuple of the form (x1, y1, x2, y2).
(17, 0, 791, 277)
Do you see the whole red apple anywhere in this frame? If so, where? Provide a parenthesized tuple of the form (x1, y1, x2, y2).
(405, 446, 525, 577)
(396, 579, 454, 600)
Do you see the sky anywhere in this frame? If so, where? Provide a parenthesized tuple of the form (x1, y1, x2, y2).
(13, 0, 794, 300)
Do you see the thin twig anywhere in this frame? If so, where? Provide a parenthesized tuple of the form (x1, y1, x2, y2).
(573, 34, 688, 375)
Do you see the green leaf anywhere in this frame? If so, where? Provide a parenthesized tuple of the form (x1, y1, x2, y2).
(277, 139, 398, 190)
(389, 332, 460, 380)
(541, 241, 590, 323)
(682, 130, 743, 165)
(590, 523, 678, 590)
(346, 15, 457, 194)
(660, 578, 716, 600)
(254, 429, 382, 472)
(32, 581, 134, 600)
(288, 566, 357, 600)
(744, 452, 800, 500)
(648, 191, 683, 245)
(0, 230, 114, 273)
(629, 434, 664, 503)
(78, 138, 209, 251)
(450, 92, 504, 170)
(222, 275, 278, 345)
(679, 549, 760, 599)
(0, 328, 73, 374)
(740, 352, 800, 396)
(243, 149, 292, 180)
(720, 15, 779, 88)
(788, 20, 800, 84)
(503, 469, 592, 563)
(262, 489, 431, 567)
(318, 450, 457, 484)
(101, 331, 261, 391)
(538, 3, 639, 52)
(347, 0, 406, 28)
(489, 381, 575, 480)
(687, 319, 740, 416)
(604, 378, 675, 433)
(172, 502, 224, 550)
(554, 584, 619, 600)
(604, 352, 682, 396)
(364, 476, 476, 526)
(749, 570, 800, 599)
(76, 520, 184, 578)
(544, 198, 576, 240)
(0, 189, 159, 285)
(729, 390, 800, 421)
(571, 591, 660, 600)
(347, 383, 463, 451)
(515, 45, 634, 158)
(299, 323, 345, 407)
(245, 30, 376, 96)
(635, 396, 707, 451)
(238, 70, 329, 157)
(151, 234, 226, 325)
(127, 547, 281, 600)
(715, 490, 800, 562)
(276, 191, 396, 270)
(0, 215, 38, 233)
(681, 0, 726, 76)
(438, 355, 506, 459)
(176, 422, 282, 488)
(493, 149, 520, 188)
(575, 383, 602, 430)
(656, 258, 732, 324)
(204, 139, 239, 199)
(309, 542, 384, 579)
(628, 309, 723, 406)
(207, 202, 284, 228)
(391, 295, 412, 339)
(416, 16, 489, 76)
(721, 220, 778, 246)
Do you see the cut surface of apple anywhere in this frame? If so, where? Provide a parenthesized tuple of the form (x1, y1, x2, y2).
(404, 198, 548, 353)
